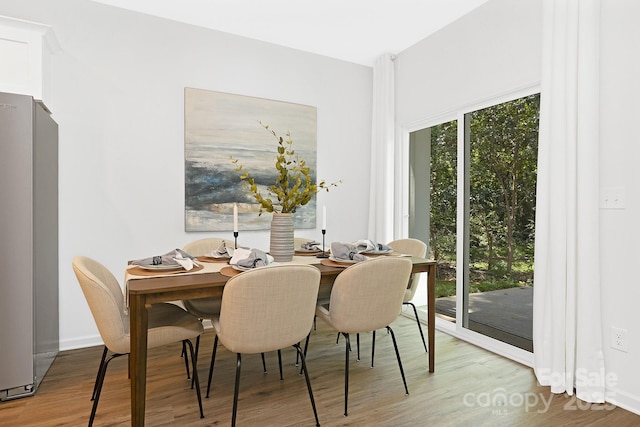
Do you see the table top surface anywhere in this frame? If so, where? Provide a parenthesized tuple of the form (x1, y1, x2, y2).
(126, 255, 436, 295)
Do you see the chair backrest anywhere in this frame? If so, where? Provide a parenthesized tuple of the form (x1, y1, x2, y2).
(72, 256, 129, 354)
(388, 238, 427, 302)
(182, 238, 227, 256)
(327, 257, 413, 333)
(216, 264, 321, 354)
(181, 238, 232, 318)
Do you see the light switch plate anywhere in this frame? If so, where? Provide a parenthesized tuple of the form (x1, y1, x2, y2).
(600, 187, 625, 209)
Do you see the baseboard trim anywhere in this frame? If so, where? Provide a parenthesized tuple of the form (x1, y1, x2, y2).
(607, 388, 640, 416)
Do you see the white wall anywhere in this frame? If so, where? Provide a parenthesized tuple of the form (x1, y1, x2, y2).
(598, 0, 640, 414)
(396, 0, 542, 124)
(0, 0, 373, 350)
(396, 0, 640, 415)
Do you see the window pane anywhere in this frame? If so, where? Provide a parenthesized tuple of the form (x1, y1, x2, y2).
(428, 121, 458, 322)
(408, 121, 458, 323)
(465, 93, 539, 351)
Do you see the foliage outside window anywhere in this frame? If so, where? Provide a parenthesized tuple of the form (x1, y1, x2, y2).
(429, 93, 540, 298)
(468, 94, 539, 279)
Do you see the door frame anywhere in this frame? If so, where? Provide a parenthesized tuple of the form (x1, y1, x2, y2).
(397, 85, 539, 368)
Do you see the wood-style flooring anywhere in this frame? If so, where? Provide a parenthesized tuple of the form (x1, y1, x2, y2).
(1, 316, 639, 426)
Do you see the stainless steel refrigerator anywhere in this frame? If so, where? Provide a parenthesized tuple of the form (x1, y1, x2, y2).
(0, 92, 59, 400)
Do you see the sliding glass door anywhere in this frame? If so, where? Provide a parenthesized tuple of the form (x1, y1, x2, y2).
(407, 92, 539, 353)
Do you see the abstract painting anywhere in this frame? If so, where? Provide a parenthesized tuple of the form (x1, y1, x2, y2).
(184, 88, 318, 231)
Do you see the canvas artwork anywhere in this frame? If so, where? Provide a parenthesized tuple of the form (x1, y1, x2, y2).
(184, 88, 318, 231)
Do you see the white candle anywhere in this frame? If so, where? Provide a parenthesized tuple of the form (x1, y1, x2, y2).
(233, 203, 238, 232)
(322, 205, 326, 230)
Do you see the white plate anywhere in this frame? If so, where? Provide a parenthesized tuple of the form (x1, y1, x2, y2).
(329, 256, 360, 264)
(231, 264, 253, 272)
(138, 263, 183, 271)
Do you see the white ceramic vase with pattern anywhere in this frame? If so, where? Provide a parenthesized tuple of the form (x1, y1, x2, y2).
(269, 213, 294, 262)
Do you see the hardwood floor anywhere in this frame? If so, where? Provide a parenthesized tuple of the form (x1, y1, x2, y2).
(2, 316, 639, 426)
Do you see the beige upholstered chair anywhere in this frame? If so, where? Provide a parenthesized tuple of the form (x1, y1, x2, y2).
(294, 236, 331, 328)
(388, 238, 428, 353)
(313, 256, 413, 417)
(180, 238, 272, 374)
(72, 256, 204, 426)
(207, 264, 321, 427)
(181, 237, 229, 319)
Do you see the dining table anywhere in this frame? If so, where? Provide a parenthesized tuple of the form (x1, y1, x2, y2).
(125, 254, 436, 426)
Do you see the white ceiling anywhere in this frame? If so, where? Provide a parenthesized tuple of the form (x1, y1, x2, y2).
(92, 0, 488, 66)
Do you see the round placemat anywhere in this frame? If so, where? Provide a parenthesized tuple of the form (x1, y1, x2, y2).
(220, 266, 242, 278)
(127, 264, 204, 277)
(295, 250, 324, 257)
(320, 259, 352, 268)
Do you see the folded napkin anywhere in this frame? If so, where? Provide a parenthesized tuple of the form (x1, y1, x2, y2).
(300, 240, 322, 251)
(129, 249, 199, 271)
(209, 240, 235, 258)
(172, 250, 198, 270)
(230, 248, 274, 269)
(354, 239, 392, 253)
(330, 242, 368, 262)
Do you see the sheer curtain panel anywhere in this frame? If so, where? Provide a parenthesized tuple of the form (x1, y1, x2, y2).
(533, 0, 605, 403)
(367, 53, 395, 243)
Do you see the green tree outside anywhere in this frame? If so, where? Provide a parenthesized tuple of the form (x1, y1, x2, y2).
(430, 94, 539, 297)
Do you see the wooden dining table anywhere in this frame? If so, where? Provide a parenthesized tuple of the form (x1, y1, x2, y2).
(125, 255, 436, 426)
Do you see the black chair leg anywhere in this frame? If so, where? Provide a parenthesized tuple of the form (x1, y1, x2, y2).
(356, 333, 360, 361)
(294, 343, 320, 427)
(190, 334, 201, 389)
(91, 346, 108, 401)
(299, 332, 311, 375)
(261, 353, 267, 373)
(303, 333, 310, 359)
(343, 332, 350, 417)
(277, 349, 283, 380)
(405, 301, 428, 353)
(232, 353, 242, 427)
(371, 330, 376, 368)
(387, 326, 409, 395)
(184, 339, 204, 418)
(195, 334, 201, 361)
(206, 335, 219, 398)
(298, 317, 316, 371)
(337, 333, 351, 352)
(181, 341, 191, 380)
(89, 351, 125, 427)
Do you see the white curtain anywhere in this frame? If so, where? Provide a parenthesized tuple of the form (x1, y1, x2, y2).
(368, 53, 395, 243)
(533, 0, 605, 402)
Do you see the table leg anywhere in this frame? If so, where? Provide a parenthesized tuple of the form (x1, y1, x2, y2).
(427, 264, 435, 373)
(129, 294, 149, 426)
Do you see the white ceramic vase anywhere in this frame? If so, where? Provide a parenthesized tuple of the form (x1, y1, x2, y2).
(269, 213, 294, 262)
